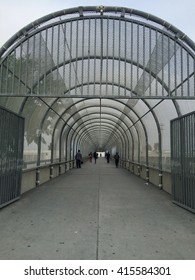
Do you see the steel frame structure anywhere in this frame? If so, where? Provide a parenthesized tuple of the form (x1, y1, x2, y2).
(0, 6, 195, 182)
(171, 111, 195, 212)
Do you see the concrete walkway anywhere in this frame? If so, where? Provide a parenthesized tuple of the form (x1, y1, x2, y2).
(0, 158, 195, 260)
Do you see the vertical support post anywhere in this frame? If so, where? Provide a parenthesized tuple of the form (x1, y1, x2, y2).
(138, 165, 140, 176)
(132, 163, 134, 174)
(36, 168, 40, 186)
(146, 167, 149, 182)
(50, 165, 53, 179)
(159, 171, 163, 189)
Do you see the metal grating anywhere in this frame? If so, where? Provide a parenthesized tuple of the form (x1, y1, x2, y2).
(0, 106, 24, 208)
(0, 7, 194, 98)
(171, 111, 195, 213)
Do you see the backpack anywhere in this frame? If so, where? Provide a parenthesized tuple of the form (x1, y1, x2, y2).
(115, 154, 119, 160)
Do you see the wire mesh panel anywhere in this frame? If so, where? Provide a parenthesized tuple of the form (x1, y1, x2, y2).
(0, 106, 24, 208)
(0, 7, 194, 98)
(171, 111, 195, 212)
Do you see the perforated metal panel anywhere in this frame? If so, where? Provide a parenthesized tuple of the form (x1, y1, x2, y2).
(171, 111, 195, 213)
(0, 106, 24, 208)
(0, 7, 194, 98)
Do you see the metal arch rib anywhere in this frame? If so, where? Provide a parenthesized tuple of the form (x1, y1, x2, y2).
(0, 6, 194, 58)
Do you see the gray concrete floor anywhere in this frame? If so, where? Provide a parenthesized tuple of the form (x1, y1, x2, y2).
(0, 158, 195, 260)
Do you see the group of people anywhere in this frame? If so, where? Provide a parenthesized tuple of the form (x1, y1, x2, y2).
(88, 151, 98, 163)
(75, 150, 120, 168)
(105, 151, 120, 167)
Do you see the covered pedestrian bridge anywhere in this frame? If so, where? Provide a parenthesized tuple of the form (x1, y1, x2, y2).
(0, 6, 195, 258)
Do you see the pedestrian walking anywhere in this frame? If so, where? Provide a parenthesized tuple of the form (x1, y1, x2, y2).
(106, 151, 110, 163)
(75, 150, 82, 168)
(93, 151, 98, 164)
(89, 152, 92, 162)
(114, 152, 120, 168)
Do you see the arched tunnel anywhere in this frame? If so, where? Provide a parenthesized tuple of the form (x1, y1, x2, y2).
(0, 6, 195, 259)
(0, 5, 195, 208)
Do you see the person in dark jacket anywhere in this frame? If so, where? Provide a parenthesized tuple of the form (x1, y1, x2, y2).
(93, 151, 98, 164)
(75, 150, 82, 168)
(106, 151, 110, 163)
(114, 152, 120, 168)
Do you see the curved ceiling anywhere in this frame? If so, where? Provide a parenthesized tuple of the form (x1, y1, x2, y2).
(0, 6, 195, 170)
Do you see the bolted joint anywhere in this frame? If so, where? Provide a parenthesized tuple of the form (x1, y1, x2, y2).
(79, 6, 83, 17)
(97, 5, 105, 14)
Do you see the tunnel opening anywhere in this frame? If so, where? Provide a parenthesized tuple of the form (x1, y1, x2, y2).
(0, 6, 195, 210)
